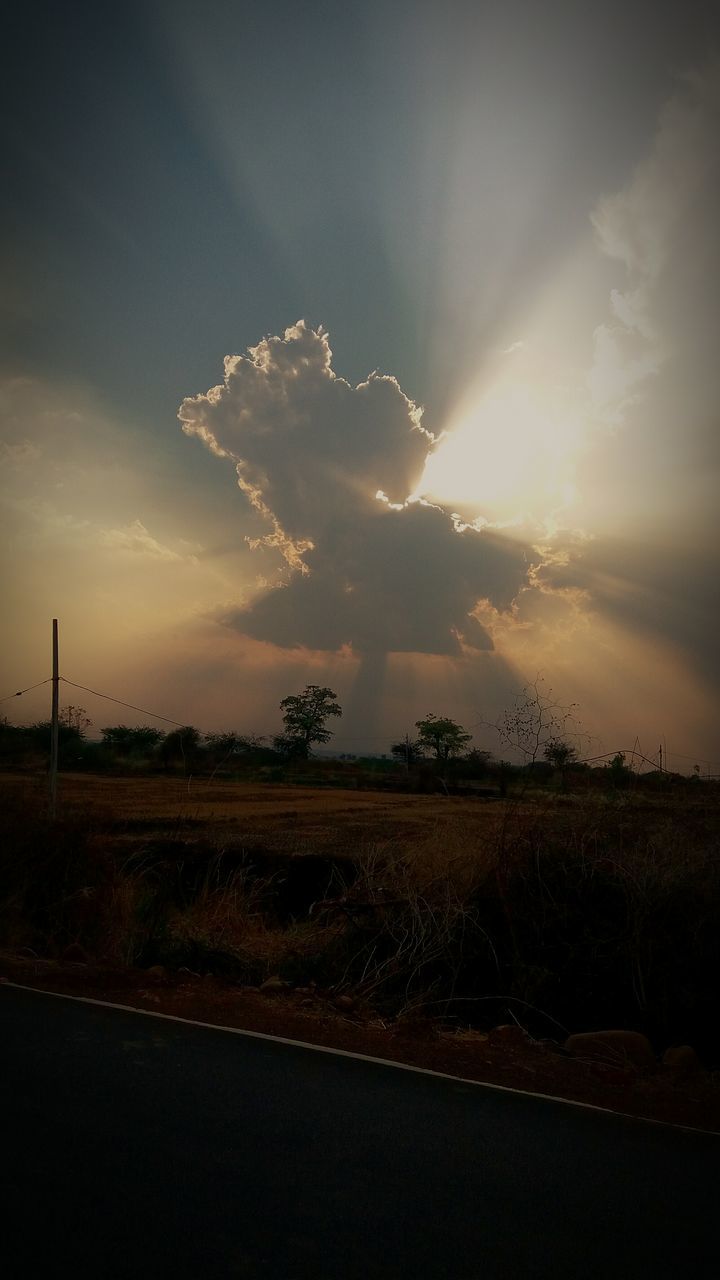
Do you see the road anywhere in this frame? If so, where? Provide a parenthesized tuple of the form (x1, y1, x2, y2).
(2, 984, 718, 1278)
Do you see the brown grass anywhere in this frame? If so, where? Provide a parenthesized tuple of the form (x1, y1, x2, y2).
(2, 768, 719, 1063)
(0, 770, 510, 858)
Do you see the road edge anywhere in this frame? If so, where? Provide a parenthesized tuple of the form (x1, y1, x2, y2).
(5, 980, 719, 1139)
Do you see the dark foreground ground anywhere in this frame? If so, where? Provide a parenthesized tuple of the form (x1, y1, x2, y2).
(2, 985, 719, 1279)
(4, 950, 720, 1130)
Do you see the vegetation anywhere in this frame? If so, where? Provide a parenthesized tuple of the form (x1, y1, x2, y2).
(390, 736, 425, 769)
(101, 725, 165, 755)
(0, 771, 718, 1067)
(2, 683, 717, 1071)
(414, 715, 472, 771)
(543, 739, 578, 770)
(274, 685, 342, 760)
(494, 678, 583, 766)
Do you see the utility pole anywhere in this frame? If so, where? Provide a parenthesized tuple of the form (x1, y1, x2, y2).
(50, 618, 59, 818)
(658, 743, 663, 773)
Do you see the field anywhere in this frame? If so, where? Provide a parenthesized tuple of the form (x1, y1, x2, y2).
(2, 768, 720, 1109)
(1, 770, 510, 854)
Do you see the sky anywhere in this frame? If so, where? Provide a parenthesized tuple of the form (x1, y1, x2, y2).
(2, 0, 719, 770)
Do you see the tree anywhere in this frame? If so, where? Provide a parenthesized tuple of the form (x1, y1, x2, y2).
(542, 738, 579, 790)
(204, 732, 268, 767)
(101, 725, 165, 756)
(607, 751, 631, 788)
(29, 720, 84, 750)
(391, 735, 425, 770)
(60, 705, 91, 735)
(204, 731, 245, 757)
(464, 748, 493, 778)
(158, 725, 203, 769)
(493, 677, 582, 767)
(276, 686, 342, 759)
(414, 715, 471, 770)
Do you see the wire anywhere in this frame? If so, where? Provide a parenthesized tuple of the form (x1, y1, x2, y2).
(662, 748, 720, 768)
(0, 678, 52, 703)
(60, 678, 186, 728)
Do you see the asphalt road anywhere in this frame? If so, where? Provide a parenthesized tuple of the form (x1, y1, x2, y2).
(2, 985, 718, 1279)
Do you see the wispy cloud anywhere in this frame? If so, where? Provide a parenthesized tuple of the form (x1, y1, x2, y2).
(588, 63, 720, 429)
(100, 519, 197, 562)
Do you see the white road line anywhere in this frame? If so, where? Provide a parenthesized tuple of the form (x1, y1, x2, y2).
(4, 980, 719, 1138)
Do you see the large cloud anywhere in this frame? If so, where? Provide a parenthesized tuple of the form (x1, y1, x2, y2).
(179, 322, 531, 655)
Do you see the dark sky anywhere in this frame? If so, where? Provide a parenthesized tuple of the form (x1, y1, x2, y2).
(3, 0, 718, 425)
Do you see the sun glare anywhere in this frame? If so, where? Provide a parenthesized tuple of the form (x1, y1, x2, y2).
(420, 382, 581, 528)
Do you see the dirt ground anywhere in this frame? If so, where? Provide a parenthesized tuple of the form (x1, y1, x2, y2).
(3, 952, 719, 1135)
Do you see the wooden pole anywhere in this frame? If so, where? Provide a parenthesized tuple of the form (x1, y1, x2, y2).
(50, 618, 59, 818)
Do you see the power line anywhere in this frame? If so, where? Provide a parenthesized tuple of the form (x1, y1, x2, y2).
(60, 678, 186, 728)
(0, 677, 52, 703)
(663, 748, 720, 768)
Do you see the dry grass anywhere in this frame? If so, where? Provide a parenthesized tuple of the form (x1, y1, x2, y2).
(2, 768, 719, 1060)
(0, 770, 510, 859)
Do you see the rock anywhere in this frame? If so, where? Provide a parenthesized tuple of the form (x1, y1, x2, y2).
(260, 977, 290, 994)
(144, 965, 168, 982)
(490, 1024, 529, 1045)
(334, 994, 356, 1012)
(661, 1045, 703, 1072)
(565, 1030, 656, 1071)
(62, 943, 89, 964)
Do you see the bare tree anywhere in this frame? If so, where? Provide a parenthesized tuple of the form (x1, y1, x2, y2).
(493, 677, 583, 766)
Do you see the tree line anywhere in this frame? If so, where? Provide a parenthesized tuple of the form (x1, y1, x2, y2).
(0, 682, 695, 788)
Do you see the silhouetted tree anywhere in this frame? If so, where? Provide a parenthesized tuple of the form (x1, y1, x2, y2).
(607, 751, 632, 789)
(543, 738, 578, 787)
(276, 685, 342, 759)
(415, 715, 471, 772)
(60, 705, 92, 735)
(101, 725, 165, 756)
(204, 732, 269, 768)
(29, 720, 84, 750)
(390, 735, 425, 770)
(543, 739, 578, 769)
(158, 725, 203, 769)
(494, 677, 583, 767)
(464, 748, 493, 779)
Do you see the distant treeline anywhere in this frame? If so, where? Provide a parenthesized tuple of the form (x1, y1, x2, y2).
(0, 715, 707, 794)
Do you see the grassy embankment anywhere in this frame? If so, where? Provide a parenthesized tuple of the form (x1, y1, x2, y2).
(1, 770, 719, 1062)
